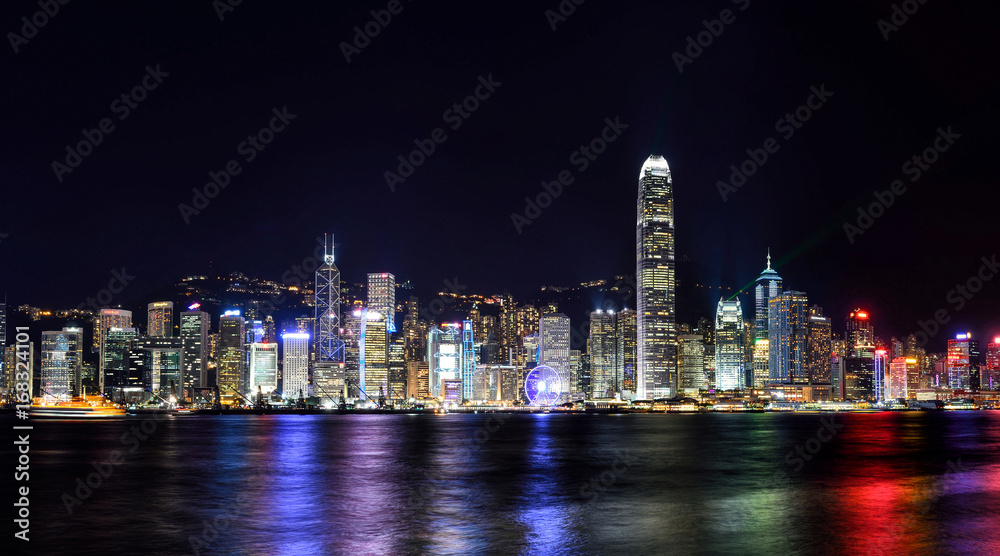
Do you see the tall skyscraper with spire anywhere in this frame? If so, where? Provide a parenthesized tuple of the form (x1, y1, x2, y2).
(314, 234, 346, 403)
(752, 252, 782, 388)
(636, 155, 675, 399)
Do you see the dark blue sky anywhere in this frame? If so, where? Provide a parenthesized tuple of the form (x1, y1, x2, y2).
(2, 0, 998, 349)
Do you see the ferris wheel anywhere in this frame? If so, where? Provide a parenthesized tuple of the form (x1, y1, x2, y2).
(525, 365, 562, 406)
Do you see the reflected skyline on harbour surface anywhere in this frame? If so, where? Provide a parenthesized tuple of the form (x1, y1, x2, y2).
(10, 412, 1000, 555)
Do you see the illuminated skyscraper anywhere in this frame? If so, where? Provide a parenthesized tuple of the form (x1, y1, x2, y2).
(218, 312, 245, 404)
(889, 356, 919, 399)
(715, 298, 744, 390)
(135, 336, 181, 398)
(678, 334, 705, 395)
(147, 302, 174, 337)
(102, 327, 137, 395)
(636, 154, 676, 399)
(539, 313, 571, 403)
(874, 349, 888, 402)
(282, 332, 309, 401)
(617, 308, 637, 394)
(180, 309, 209, 390)
(769, 291, 809, 384)
(249, 342, 278, 397)
(753, 252, 782, 386)
(461, 320, 476, 400)
(987, 338, 1000, 391)
(846, 309, 874, 357)
(367, 273, 396, 333)
(589, 310, 617, 398)
(428, 323, 463, 398)
(806, 306, 832, 384)
(95, 308, 132, 354)
(41, 329, 81, 401)
(315, 234, 344, 365)
(947, 334, 979, 390)
(359, 310, 388, 401)
(402, 296, 425, 362)
(388, 334, 406, 401)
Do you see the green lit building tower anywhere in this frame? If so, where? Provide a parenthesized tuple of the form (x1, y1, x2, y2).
(636, 155, 676, 399)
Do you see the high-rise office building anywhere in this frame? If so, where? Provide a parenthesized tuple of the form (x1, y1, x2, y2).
(147, 302, 174, 337)
(888, 356, 919, 399)
(249, 343, 278, 398)
(752, 339, 769, 389)
(359, 310, 388, 401)
(402, 296, 425, 362)
(806, 306, 832, 384)
(986, 338, 1000, 391)
(428, 323, 463, 398)
(282, 332, 309, 401)
(678, 334, 705, 395)
(41, 329, 81, 401)
(589, 310, 617, 398)
(539, 313, 571, 403)
(218, 313, 245, 404)
(769, 291, 809, 384)
(461, 320, 476, 400)
(874, 349, 888, 402)
(388, 334, 406, 401)
(715, 298, 745, 390)
(5, 342, 34, 399)
(180, 310, 209, 390)
(753, 252, 783, 386)
(95, 308, 132, 354)
(262, 316, 276, 345)
(405, 360, 429, 398)
(947, 333, 979, 391)
(569, 349, 582, 400)
(617, 308, 637, 394)
(315, 234, 344, 365)
(341, 309, 363, 397)
(636, 154, 676, 399)
(846, 309, 874, 357)
(135, 336, 181, 398)
(102, 327, 137, 395)
(367, 273, 396, 333)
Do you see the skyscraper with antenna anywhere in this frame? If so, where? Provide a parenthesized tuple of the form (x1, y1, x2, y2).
(314, 233, 345, 403)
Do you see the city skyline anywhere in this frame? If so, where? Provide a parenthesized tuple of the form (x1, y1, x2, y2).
(5, 3, 1000, 554)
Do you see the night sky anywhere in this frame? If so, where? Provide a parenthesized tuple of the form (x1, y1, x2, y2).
(2, 1, 998, 349)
